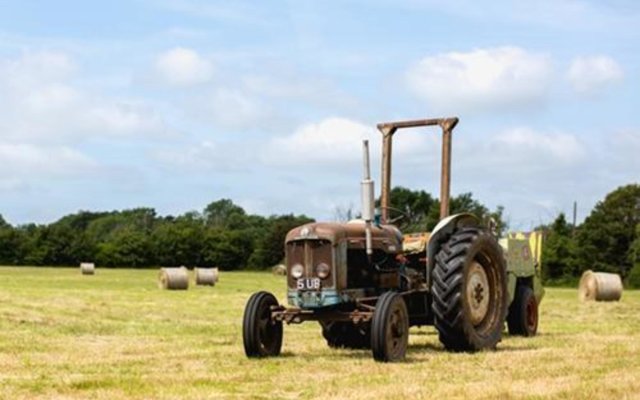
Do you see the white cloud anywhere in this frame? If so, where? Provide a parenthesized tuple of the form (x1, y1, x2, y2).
(265, 117, 374, 166)
(263, 117, 444, 172)
(490, 127, 586, 164)
(241, 74, 357, 110)
(567, 55, 623, 95)
(441, 126, 592, 228)
(0, 143, 96, 191)
(184, 88, 270, 131)
(154, 139, 254, 172)
(0, 51, 167, 143)
(154, 47, 214, 87)
(208, 89, 264, 128)
(607, 130, 640, 172)
(406, 47, 553, 113)
(1, 51, 76, 85)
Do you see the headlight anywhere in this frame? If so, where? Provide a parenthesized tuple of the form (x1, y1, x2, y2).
(316, 263, 330, 279)
(291, 264, 304, 279)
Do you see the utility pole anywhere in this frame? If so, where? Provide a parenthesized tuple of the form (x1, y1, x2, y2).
(572, 201, 577, 237)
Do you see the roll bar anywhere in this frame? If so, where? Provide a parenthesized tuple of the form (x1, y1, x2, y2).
(376, 117, 459, 223)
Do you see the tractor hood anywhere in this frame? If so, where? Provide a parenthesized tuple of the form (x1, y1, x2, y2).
(285, 221, 403, 247)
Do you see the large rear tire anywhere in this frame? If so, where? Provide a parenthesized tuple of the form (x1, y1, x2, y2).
(243, 291, 283, 357)
(371, 292, 409, 362)
(432, 227, 508, 351)
(507, 285, 538, 336)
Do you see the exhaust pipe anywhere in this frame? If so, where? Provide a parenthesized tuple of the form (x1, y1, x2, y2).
(361, 140, 374, 256)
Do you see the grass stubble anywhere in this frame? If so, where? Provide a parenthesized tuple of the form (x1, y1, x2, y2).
(0, 267, 639, 399)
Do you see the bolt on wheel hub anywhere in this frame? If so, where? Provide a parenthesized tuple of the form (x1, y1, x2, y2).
(466, 261, 490, 326)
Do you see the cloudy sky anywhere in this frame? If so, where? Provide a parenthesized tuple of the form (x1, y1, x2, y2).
(0, 0, 638, 229)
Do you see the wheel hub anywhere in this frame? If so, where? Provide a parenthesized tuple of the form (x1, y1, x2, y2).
(466, 261, 490, 326)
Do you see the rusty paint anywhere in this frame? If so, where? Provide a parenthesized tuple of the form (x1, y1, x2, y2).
(272, 306, 374, 325)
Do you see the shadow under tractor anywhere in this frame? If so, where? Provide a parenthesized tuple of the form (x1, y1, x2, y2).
(243, 117, 544, 362)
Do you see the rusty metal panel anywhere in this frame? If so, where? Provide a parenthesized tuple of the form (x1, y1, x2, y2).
(286, 239, 334, 289)
(402, 232, 430, 255)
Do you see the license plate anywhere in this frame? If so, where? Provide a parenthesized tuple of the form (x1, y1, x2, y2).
(296, 278, 321, 290)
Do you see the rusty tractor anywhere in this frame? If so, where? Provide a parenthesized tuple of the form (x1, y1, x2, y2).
(243, 117, 544, 362)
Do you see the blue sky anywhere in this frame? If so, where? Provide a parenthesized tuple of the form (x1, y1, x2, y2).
(0, 0, 638, 229)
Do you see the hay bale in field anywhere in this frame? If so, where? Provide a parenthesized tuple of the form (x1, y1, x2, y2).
(272, 264, 287, 276)
(80, 262, 95, 275)
(195, 267, 219, 286)
(158, 267, 189, 290)
(578, 270, 623, 302)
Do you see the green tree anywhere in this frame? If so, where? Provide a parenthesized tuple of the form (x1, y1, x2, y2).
(379, 187, 507, 235)
(0, 215, 21, 264)
(204, 199, 247, 229)
(628, 224, 640, 288)
(202, 229, 254, 269)
(17, 224, 49, 265)
(96, 228, 153, 267)
(575, 184, 640, 277)
(152, 217, 205, 266)
(541, 213, 577, 280)
(379, 187, 436, 232)
(249, 214, 314, 268)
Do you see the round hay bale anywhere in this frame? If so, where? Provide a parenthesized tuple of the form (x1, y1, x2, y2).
(80, 262, 95, 275)
(578, 270, 623, 302)
(195, 267, 218, 286)
(158, 267, 189, 290)
(272, 264, 287, 276)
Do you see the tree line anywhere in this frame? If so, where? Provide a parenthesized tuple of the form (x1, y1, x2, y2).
(0, 184, 637, 287)
(541, 184, 640, 287)
(0, 199, 312, 269)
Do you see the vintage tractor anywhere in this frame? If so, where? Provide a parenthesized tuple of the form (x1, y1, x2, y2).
(243, 117, 544, 362)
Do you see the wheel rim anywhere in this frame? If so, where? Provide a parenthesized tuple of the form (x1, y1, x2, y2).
(257, 302, 276, 352)
(466, 261, 490, 326)
(386, 301, 408, 358)
(526, 296, 538, 333)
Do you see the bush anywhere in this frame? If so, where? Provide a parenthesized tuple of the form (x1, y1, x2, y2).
(627, 264, 640, 289)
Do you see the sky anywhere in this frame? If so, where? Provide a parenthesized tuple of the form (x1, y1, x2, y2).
(0, 0, 638, 229)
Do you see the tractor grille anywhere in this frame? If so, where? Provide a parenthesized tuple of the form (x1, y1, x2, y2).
(286, 239, 333, 288)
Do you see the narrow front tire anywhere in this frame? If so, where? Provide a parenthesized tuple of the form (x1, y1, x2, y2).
(243, 291, 283, 357)
(371, 292, 409, 362)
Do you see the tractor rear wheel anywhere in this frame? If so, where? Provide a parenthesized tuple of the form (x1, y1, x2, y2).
(320, 321, 370, 349)
(432, 227, 508, 351)
(507, 285, 538, 336)
(371, 292, 409, 362)
(243, 291, 283, 357)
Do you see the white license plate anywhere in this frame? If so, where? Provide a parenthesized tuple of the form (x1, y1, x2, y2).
(296, 278, 321, 290)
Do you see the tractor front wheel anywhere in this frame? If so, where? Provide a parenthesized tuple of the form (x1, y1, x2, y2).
(432, 227, 508, 351)
(242, 291, 283, 357)
(507, 285, 538, 336)
(371, 292, 409, 362)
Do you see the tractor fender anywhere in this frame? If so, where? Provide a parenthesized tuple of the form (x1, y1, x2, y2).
(426, 213, 480, 288)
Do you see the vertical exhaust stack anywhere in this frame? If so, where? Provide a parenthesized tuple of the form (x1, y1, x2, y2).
(361, 140, 375, 257)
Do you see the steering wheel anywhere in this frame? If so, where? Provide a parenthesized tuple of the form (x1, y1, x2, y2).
(379, 206, 410, 225)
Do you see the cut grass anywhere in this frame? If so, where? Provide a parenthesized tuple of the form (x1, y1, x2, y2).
(0, 267, 639, 399)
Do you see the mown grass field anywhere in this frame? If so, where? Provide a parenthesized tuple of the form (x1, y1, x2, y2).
(0, 267, 639, 399)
